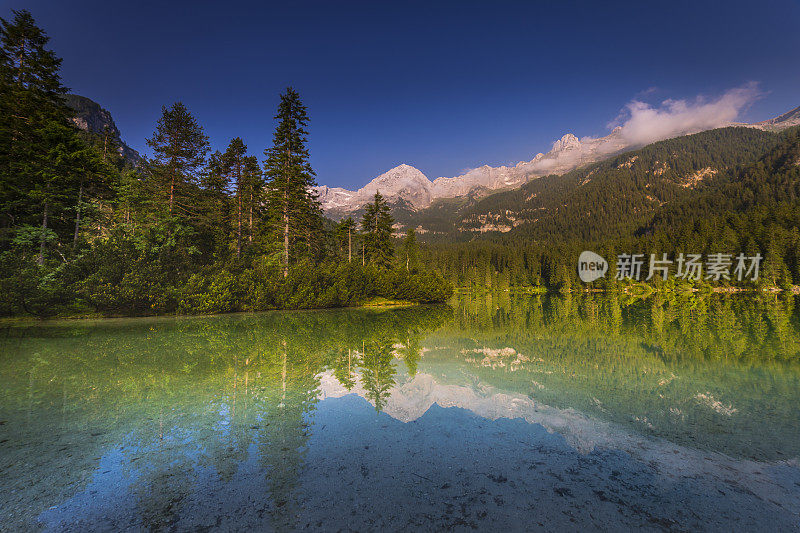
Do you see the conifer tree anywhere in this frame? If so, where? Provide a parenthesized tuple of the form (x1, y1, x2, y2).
(222, 137, 247, 258)
(70, 141, 111, 249)
(242, 155, 262, 246)
(361, 192, 394, 267)
(0, 10, 105, 264)
(0, 9, 68, 143)
(0, 9, 71, 248)
(146, 102, 209, 217)
(263, 88, 320, 276)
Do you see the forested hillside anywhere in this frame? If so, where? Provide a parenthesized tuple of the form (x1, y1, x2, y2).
(406, 127, 780, 240)
(421, 126, 800, 291)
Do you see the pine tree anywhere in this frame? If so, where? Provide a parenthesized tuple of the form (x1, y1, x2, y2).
(112, 167, 147, 230)
(263, 88, 320, 276)
(0, 9, 71, 250)
(70, 140, 111, 249)
(222, 137, 247, 258)
(0, 10, 107, 264)
(361, 192, 394, 268)
(146, 102, 209, 218)
(30, 123, 86, 263)
(0, 9, 68, 144)
(242, 155, 262, 246)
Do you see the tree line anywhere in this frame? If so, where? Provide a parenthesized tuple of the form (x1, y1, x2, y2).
(420, 125, 800, 292)
(0, 9, 451, 317)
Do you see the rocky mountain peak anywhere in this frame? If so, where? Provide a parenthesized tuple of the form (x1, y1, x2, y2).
(315, 103, 800, 218)
(64, 94, 141, 165)
(552, 133, 581, 151)
(376, 164, 431, 185)
(358, 164, 432, 208)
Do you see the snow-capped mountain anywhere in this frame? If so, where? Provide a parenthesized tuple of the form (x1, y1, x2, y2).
(315, 105, 799, 217)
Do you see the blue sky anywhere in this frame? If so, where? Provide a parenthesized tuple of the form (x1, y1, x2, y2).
(8, 0, 800, 189)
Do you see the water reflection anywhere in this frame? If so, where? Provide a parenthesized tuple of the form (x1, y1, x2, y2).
(1, 295, 799, 530)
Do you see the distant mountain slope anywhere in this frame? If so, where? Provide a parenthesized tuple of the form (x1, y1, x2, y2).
(63, 94, 141, 166)
(317, 104, 798, 218)
(749, 105, 800, 131)
(316, 129, 630, 217)
(317, 164, 432, 219)
(402, 127, 781, 241)
(641, 125, 800, 241)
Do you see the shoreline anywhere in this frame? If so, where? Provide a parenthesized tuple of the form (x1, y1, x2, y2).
(0, 298, 427, 325)
(3, 285, 798, 323)
(453, 284, 800, 295)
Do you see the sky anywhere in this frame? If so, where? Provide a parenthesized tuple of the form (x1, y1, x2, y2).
(6, 0, 800, 189)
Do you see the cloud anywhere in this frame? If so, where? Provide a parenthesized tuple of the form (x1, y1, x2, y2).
(513, 84, 763, 179)
(433, 83, 764, 194)
(612, 82, 761, 146)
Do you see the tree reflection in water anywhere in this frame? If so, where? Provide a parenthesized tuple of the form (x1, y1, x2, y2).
(1, 295, 800, 530)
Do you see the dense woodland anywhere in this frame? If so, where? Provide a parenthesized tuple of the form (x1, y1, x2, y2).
(2, 10, 798, 319)
(422, 126, 800, 292)
(0, 10, 450, 317)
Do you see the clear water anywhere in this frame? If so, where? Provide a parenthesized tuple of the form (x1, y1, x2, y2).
(1, 294, 799, 531)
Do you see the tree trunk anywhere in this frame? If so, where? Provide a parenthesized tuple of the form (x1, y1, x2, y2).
(38, 200, 49, 266)
(237, 175, 242, 259)
(73, 179, 84, 248)
(283, 190, 289, 278)
(249, 189, 253, 243)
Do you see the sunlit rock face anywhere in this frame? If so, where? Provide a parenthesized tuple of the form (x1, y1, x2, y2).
(314, 127, 632, 215)
(314, 104, 799, 217)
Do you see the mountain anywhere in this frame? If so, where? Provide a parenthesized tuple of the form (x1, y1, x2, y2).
(399, 126, 784, 240)
(63, 94, 142, 165)
(316, 129, 630, 217)
(316, 104, 799, 218)
(422, 125, 800, 290)
(316, 164, 432, 218)
(749, 105, 800, 131)
(460, 126, 783, 241)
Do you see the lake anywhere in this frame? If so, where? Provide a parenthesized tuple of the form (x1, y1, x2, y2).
(1, 293, 799, 531)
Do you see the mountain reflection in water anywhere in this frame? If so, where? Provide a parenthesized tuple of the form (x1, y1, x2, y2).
(1, 294, 799, 531)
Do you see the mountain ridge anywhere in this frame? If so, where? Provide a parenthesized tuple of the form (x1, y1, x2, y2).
(316, 104, 799, 218)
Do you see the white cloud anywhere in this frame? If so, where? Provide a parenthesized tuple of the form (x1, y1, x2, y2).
(612, 82, 761, 146)
(430, 84, 764, 197)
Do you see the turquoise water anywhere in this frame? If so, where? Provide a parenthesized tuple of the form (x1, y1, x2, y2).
(1, 294, 799, 531)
